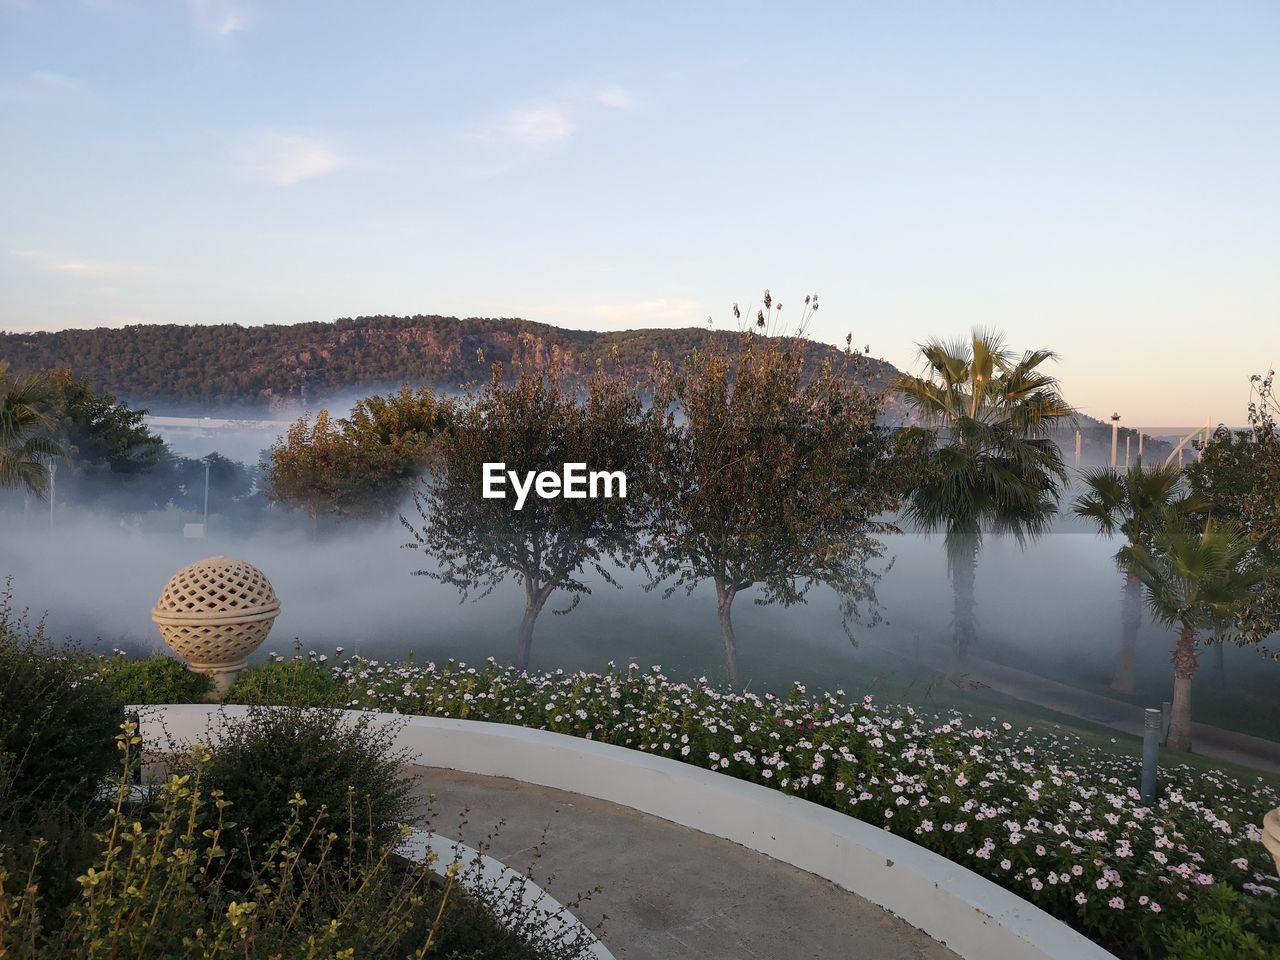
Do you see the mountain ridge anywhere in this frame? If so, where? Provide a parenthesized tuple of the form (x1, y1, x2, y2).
(0, 314, 904, 415)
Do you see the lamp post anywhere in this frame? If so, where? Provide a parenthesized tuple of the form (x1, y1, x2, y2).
(1110, 413, 1121, 469)
(47, 459, 56, 534)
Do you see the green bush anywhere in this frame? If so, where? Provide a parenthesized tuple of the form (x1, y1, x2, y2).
(0, 585, 122, 817)
(225, 657, 341, 706)
(0, 728, 598, 960)
(94, 654, 213, 704)
(200, 704, 413, 875)
(1158, 884, 1276, 960)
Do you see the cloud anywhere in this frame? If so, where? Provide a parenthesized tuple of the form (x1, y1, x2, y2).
(10, 249, 148, 279)
(189, 1, 246, 36)
(235, 132, 351, 186)
(594, 86, 639, 111)
(482, 105, 575, 146)
(0, 70, 79, 102)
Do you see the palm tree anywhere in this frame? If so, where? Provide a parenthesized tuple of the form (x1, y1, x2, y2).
(1120, 516, 1271, 752)
(897, 330, 1072, 675)
(1072, 464, 1184, 693)
(0, 361, 64, 499)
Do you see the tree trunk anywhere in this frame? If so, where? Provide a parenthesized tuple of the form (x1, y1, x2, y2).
(715, 580, 742, 692)
(514, 582, 552, 673)
(948, 535, 979, 680)
(1167, 624, 1198, 752)
(1210, 642, 1226, 690)
(1110, 571, 1141, 694)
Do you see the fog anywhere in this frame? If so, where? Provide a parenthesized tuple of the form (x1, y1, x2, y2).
(5, 505, 1278, 742)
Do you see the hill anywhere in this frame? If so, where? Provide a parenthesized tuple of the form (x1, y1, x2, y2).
(0, 315, 903, 414)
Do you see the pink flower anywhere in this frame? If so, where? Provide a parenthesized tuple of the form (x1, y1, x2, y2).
(1108, 897, 1125, 910)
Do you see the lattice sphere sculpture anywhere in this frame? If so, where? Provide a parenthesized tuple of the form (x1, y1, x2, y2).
(152, 556, 281, 695)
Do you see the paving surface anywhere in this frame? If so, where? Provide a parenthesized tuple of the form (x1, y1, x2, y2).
(895, 641, 1280, 774)
(409, 766, 958, 960)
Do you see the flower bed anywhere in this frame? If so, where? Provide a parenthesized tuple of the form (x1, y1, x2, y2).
(294, 655, 1280, 958)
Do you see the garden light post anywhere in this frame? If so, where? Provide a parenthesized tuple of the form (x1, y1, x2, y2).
(203, 455, 210, 525)
(47, 458, 56, 533)
(1140, 708, 1161, 800)
(1110, 413, 1120, 468)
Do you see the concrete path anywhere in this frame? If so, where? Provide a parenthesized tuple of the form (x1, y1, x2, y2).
(893, 641, 1280, 774)
(409, 766, 958, 960)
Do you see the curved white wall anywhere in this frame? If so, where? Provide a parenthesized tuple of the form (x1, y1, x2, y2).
(137, 706, 1117, 960)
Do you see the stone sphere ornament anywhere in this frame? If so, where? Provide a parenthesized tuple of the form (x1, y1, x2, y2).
(1265, 808, 1280, 876)
(152, 556, 281, 698)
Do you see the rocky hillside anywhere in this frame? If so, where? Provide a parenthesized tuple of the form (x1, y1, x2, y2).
(0, 315, 904, 414)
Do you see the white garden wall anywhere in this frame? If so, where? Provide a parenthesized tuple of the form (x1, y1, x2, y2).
(137, 705, 1118, 960)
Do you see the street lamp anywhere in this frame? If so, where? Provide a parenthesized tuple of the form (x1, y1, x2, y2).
(47, 458, 56, 534)
(1110, 413, 1121, 469)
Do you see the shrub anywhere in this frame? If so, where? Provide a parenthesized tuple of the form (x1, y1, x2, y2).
(0, 727, 598, 960)
(199, 704, 414, 874)
(94, 653, 213, 704)
(0, 584, 122, 818)
(1158, 884, 1275, 960)
(225, 656, 340, 706)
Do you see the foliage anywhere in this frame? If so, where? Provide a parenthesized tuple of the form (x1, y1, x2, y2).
(896, 330, 1072, 669)
(323, 657, 1280, 960)
(0, 727, 598, 960)
(1185, 370, 1280, 638)
(225, 654, 342, 706)
(403, 358, 648, 670)
(93, 653, 213, 704)
(645, 295, 905, 689)
(1119, 516, 1276, 751)
(0, 315, 900, 410)
(48, 368, 164, 483)
(198, 704, 415, 873)
(1072, 464, 1186, 693)
(1120, 517, 1272, 642)
(0, 583, 122, 818)
(1157, 883, 1276, 960)
(266, 386, 451, 524)
(0, 361, 64, 499)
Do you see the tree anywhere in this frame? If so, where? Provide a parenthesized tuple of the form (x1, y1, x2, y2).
(1072, 464, 1185, 692)
(265, 387, 451, 527)
(645, 295, 905, 690)
(0, 361, 63, 499)
(1185, 370, 1280, 642)
(1120, 516, 1274, 752)
(264, 410, 350, 532)
(897, 330, 1072, 676)
(48, 368, 164, 478)
(403, 361, 647, 671)
(44, 368, 166, 511)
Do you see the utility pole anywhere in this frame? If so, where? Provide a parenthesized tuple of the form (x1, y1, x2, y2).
(48, 460, 56, 534)
(1110, 413, 1121, 469)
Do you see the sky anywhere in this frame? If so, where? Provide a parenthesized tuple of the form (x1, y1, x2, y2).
(1, 1, 1277, 426)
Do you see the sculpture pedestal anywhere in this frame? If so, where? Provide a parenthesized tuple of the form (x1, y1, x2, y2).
(189, 659, 247, 702)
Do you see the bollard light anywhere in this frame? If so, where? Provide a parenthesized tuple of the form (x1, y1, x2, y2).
(1141, 708, 1161, 801)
